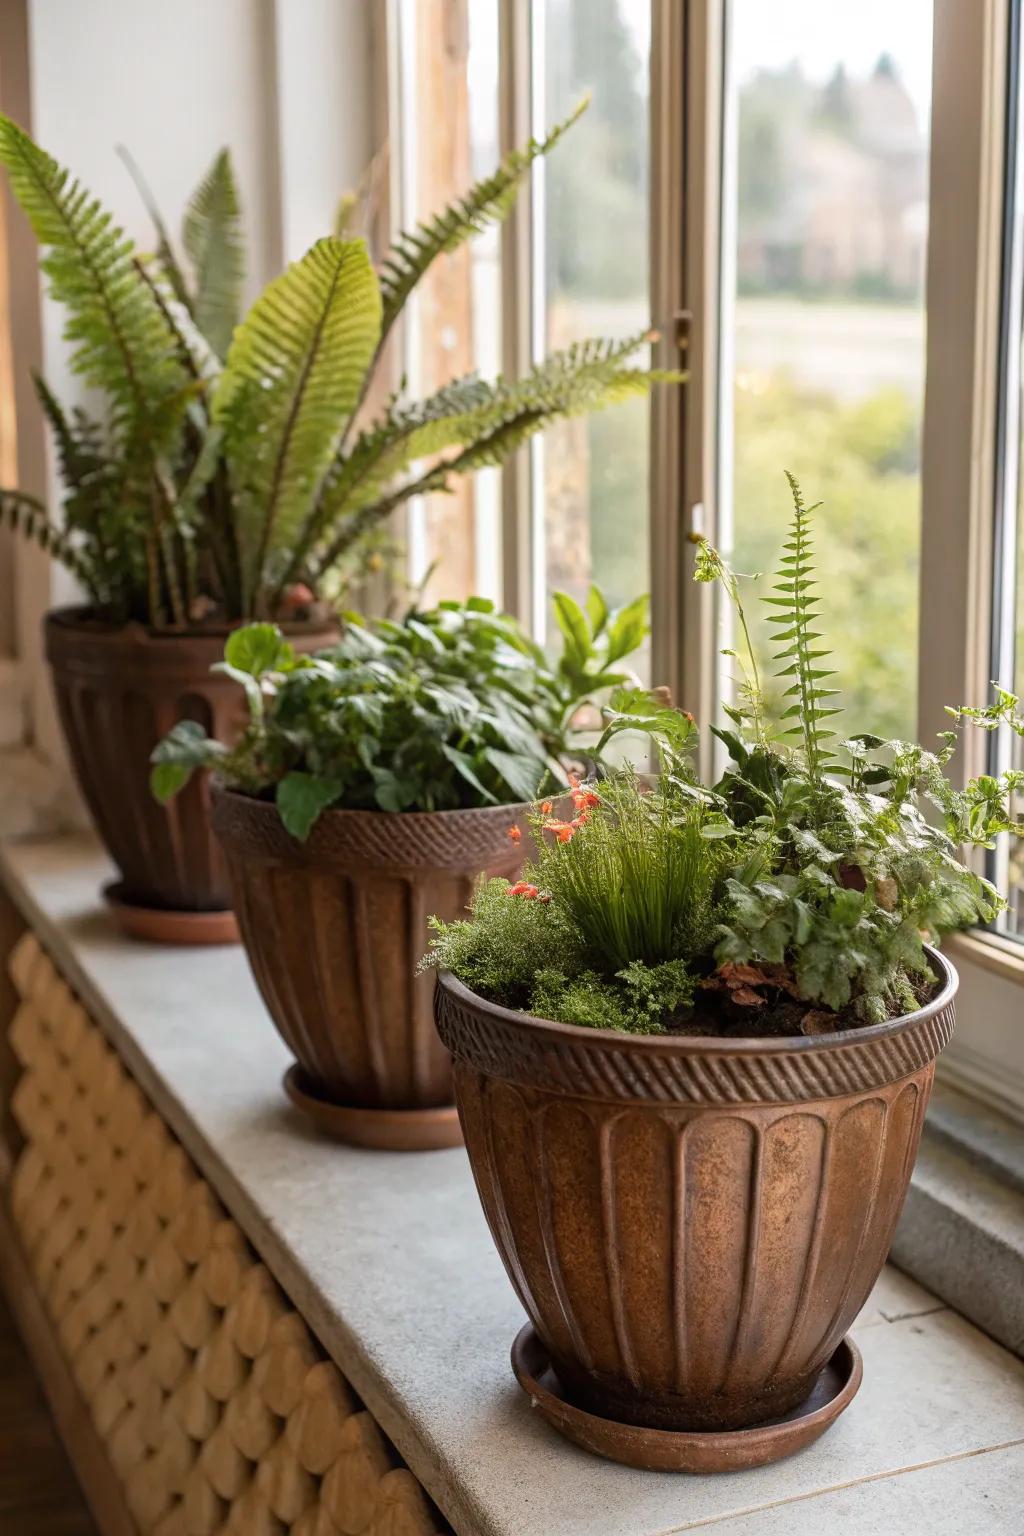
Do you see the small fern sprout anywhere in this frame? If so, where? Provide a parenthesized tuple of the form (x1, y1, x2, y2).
(692, 536, 767, 747)
(764, 471, 842, 779)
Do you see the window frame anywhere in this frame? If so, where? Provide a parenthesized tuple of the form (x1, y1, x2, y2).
(406, 0, 1024, 1123)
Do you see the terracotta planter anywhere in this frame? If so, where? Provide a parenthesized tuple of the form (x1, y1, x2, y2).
(211, 785, 529, 1148)
(435, 953, 957, 1444)
(45, 607, 335, 929)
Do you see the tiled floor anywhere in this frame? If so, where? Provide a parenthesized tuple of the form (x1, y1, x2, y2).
(693, 1265, 1024, 1535)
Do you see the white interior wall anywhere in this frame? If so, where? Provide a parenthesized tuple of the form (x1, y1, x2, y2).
(5, 0, 375, 769)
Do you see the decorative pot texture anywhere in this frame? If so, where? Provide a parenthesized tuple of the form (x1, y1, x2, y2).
(211, 786, 529, 1109)
(45, 607, 335, 913)
(435, 953, 958, 1433)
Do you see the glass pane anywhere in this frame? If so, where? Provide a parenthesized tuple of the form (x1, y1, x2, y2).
(398, 0, 502, 605)
(993, 19, 1024, 938)
(534, 0, 652, 666)
(723, 2, 933, 740)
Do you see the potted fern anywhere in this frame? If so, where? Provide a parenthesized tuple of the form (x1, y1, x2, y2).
(152, 588, 653, 1148)
(427, 475, 1021, 1470)
(0, 101, 674, 938)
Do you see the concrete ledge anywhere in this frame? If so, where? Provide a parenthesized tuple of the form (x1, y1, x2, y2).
(892, 1085, 1024, 1359)
(1, 835, 1022, 1535)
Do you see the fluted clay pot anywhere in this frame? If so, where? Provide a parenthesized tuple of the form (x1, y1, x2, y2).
(435, 952, 957, 1440)
(211, 785, 529, 1149)
(45, 607, 335, 938)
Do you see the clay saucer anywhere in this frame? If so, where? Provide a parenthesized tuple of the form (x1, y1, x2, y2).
(511, 1325, 863, 1473)
(103, 882, 239, 946)
(283, 1066, 464, 1151)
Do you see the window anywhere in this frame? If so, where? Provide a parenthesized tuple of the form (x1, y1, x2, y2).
(393, 0, 503, 606)
(392, 0, 652, 660)
(992, 0, 1024, 940)
(531, 0, 652, 664)
(719, 1, 934, 741)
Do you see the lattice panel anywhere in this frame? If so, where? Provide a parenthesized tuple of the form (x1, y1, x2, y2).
(4, 932, 449, 1536)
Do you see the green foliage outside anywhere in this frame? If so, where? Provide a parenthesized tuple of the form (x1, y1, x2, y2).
(150, 588, 652, 838)
(732, 377, 921, 742)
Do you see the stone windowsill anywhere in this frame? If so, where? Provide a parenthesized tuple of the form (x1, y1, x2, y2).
(1, 834, 1022, 1536)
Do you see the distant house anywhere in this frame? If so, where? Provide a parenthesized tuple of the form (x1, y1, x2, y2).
(737, 56, 929, 301)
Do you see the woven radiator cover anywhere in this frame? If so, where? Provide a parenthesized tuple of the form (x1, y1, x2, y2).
(4, 931, 450, 1536)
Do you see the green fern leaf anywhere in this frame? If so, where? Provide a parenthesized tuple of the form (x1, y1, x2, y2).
(0, 114, 186, 442)
(0, 487, 97, 595)
(378, 98, 588, 343)
(766, 472, 840, 775)
(213, 235, 382, 610)
(116, 144, 193, 312)
(183, 148, 245, 359)
(305, 332, 678, 585)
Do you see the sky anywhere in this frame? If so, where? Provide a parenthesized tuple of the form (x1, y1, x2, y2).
(732, 0, 933, 125)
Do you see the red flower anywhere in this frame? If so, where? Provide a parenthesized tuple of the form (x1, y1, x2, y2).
(540, 800, 553, 815)
(507, 881, 540, 899)
(571, 788, 601, 811)
(683, 709, 696, 724)
(506, 825, 522, 843)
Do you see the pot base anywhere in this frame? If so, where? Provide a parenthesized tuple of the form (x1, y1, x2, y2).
(103, 883, 239, 946)
(510, 1325, 862, 1473)
(283, 1066, 463, 1151)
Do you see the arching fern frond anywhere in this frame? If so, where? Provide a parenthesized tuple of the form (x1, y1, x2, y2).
(763, 472, 841, 777)
(0, 114, 186, 443)
(378, 97, 588, 344)
(183, 148, 245, 359)
(213, 235, 382, 611)
(116, 144, 193, 312)
(0, 488, 97, 596)
(305, 331, 680, 586)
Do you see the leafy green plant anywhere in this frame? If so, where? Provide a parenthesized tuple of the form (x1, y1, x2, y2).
(424, 771, 725, 1034)
(428, 475, 1024, 1039)
(692, 472, 1023, 1023)
(0, 103, 680, 626)
(151, 587, 652, 838)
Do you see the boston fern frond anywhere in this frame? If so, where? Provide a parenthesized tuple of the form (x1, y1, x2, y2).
(377, 96, 588, 343)
(299, 332, 675, 589)
(0, 102, 678, 627)
(0, 117, 186, 442)
(763, 471, 842, 776)
(1, 488, 98, 595)
(212, 236, 382, 612)
(182, 148, 245, 360)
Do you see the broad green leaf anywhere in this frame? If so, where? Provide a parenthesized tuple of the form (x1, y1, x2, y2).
(585, 584, 609, 636)
(150, 761, 191, 803)
(552, 590, 591, 668)
(224, 622, 292, 677)
(484, 748, 545, 803)
(441, 744, 498, 804)
(276, 771, 344, 840)
(149, 719, 224, 801)
(605, 594, 650, 664)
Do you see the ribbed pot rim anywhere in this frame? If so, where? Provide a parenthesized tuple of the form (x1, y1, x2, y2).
(45, 604, 336, 644)
(211, 781, 532, 869)
(437, 946, 957, 1057)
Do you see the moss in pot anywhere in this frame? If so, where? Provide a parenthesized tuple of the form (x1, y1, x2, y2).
(0, 103, 678, 937)
(426, 476, 1024, 1471)
(152, 587, 660, 1148)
